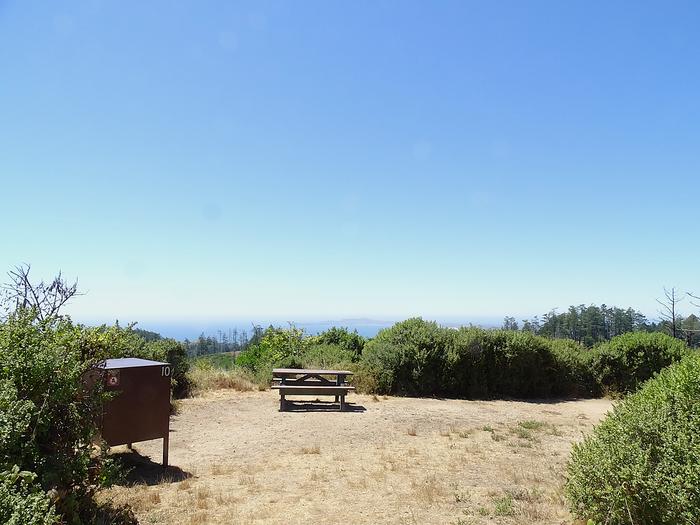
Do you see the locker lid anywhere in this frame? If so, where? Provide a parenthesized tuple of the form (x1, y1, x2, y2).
(101, 358, 169, 369)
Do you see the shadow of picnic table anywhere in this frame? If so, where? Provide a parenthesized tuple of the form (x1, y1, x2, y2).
(282, 399, 367, 412)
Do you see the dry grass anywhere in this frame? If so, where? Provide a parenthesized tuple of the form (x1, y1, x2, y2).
(102, 390, 611, 525)
(188, 512, 207, 524)
(210, 463, 236, 476)
(194, 486, 211, 501)
(412, 473, 446, 504)
(239, 474, 256, 486)
(187, 367, 259, 394)
(177, 478, 192, 491)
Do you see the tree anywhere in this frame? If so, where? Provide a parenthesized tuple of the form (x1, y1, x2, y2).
(521, 316, 540, 334)
(502, 316, 519, 331)
(684, 291, 700, 347)
(1, 264, 81, 321)
(657, 287, 683, 338)
(681, 314, 700, 347)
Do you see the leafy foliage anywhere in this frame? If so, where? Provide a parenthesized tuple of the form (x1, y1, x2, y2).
(566, 352, 700, 524)
(587, 332, 689, 395)
(307, 327, 366, 356)
(358, 319, 448, 395)
(299, 344, 356, 370)
(0, 312, 108, 522)
(549, 339, 598, 397)
(192, 352, 237, 371)
(358, 320, 583, 397)
(0, 466, 58, 525)
(229, 319, 692, 398)
(0, 311, 160, 524)
(236, 325, 308, 383)
(355, 319, 687, 398)
(233, 326, 361, 385)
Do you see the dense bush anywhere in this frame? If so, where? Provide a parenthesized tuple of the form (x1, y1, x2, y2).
(0, 312, 108, 522)
(566, 352, 700, 524)
(308, 327, 366, 356)
(234, 326, 359, 385)
(549, 339, 598, 397)
(0, 466, 58, 525)
(461, 329, 562, 398)
(235, 326, 308, 382)
(221, 320, 690, 400)
(299, 344, 356, 370)
(588, 332, 689, 395)
(358, 320, 585, 397)
(0, 312, 153, 524)
(356, 319, 688, 398)
(358, 319, 448, 395)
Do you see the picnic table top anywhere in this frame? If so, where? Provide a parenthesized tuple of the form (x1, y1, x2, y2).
(272, 368, 353, 375)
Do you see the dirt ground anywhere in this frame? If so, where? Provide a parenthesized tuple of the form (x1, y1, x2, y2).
(103, 390, 612, 525)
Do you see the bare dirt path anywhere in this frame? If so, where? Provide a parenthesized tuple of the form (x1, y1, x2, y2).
(103, 391, 612, 525)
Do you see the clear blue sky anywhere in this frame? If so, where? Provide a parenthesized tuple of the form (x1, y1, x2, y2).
(1, 1, 699, 327)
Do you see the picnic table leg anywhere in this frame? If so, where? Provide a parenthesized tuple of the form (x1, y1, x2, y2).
(280, 394, 287, 412)
(339, 394, 346, 411)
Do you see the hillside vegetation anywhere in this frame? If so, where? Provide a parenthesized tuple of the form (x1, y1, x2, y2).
(225, 318, 690, 399)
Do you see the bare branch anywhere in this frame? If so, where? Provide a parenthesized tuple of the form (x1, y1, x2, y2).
(657, 286, 683, 339)
(687, 291, 700, 309)
(0, 263, 83, 321)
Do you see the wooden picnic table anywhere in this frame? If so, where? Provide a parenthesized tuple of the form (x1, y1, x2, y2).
(271, 368, 354, 411)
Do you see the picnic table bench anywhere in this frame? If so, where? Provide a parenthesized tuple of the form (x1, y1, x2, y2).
(271, 368, 355, 411)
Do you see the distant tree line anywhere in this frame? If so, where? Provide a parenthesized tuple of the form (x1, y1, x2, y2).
(504, 293, 700, 347)
(183, 325, 265, 357)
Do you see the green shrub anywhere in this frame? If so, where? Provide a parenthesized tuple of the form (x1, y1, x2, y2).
(359, 320, 590, 398)
(236, 326, 309, 383)
(442, 327, 488, 397)
(191, 352, 237, 370)
(589, 332, 689, 395)
(566, 352, 700, 524)
(0, 466, 58, 525)
(308, 327, 366, 357)
(233, 327, 361, 385)
(444, 328, 583, 398)
(144, 338, 191, 397)
(358, 319, 449, 395)
(0, 312, 107, 522)
(299, 343, 356, 370)
(481, 330, 562, 398)
(549, 339, 598, 397)
(192, 320, 689, 400)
